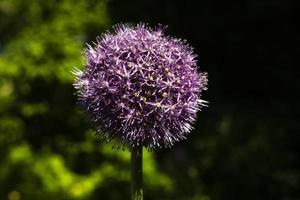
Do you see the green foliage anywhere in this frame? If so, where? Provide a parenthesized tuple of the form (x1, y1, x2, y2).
(0, 0, 174, 199)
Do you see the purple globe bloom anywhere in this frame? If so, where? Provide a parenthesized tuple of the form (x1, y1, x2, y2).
(74, 23, 208, 149)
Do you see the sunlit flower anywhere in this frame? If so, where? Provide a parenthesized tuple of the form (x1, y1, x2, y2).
(74, 23, 208, 148)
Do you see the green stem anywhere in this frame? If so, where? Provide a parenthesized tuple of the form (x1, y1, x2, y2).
(131, 145, 143, 200)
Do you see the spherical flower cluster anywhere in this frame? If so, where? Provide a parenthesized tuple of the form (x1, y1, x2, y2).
(74, 23, 208, 149)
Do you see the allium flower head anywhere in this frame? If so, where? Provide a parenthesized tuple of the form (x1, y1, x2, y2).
(74, 23, 208, 149)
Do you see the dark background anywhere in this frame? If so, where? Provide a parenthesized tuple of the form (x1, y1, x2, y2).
(0, 0, 298, 199)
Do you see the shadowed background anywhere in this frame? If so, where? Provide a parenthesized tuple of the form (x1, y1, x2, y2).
(0, 0, 298, 199)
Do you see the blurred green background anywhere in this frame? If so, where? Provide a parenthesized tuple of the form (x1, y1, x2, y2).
(0, 0, 298, 199)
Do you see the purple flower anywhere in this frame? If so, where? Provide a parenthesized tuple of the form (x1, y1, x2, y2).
(74, 23, 208, 148)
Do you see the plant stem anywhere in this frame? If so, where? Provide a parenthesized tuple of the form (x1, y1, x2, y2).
(131, 145, 143, 200)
